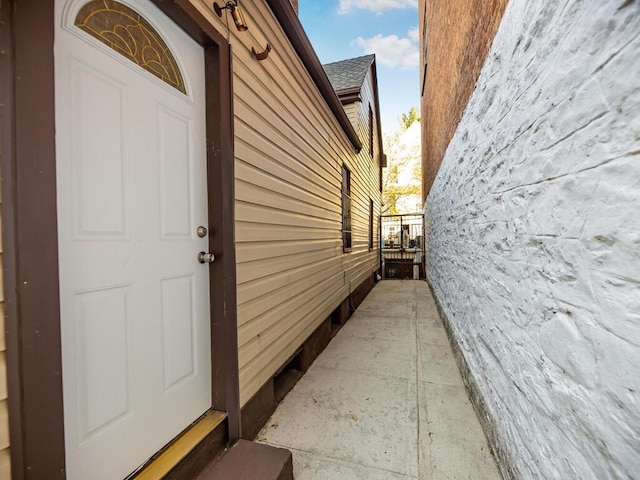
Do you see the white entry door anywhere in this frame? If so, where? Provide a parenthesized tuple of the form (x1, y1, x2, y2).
(55, 0, 212, 478)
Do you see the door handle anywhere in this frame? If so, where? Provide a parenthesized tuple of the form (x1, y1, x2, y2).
(198, 252, 215, 264)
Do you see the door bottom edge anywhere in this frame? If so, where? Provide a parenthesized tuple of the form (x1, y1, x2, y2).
(129, 409, 227, 480)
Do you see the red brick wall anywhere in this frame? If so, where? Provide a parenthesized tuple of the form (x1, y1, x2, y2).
(420, 0, 508, 198)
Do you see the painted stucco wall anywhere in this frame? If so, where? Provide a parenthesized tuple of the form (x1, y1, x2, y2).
(424, 0, 640, 478)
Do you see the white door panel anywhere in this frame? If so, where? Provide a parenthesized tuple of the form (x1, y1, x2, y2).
(55, 0, 211, 478)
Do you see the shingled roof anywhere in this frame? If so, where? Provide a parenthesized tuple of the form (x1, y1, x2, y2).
(323, 54, 375, 92)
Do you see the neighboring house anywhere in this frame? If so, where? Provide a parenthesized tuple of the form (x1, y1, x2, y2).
(420, 0, 639, 478)
(322, 53, 386, 257)
(0, 0, 384, 478)
(323, 54, 386, 186)
(382, 120, 421, 215)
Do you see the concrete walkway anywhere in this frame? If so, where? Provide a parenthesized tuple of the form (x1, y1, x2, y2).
(257, 280, 502, 480)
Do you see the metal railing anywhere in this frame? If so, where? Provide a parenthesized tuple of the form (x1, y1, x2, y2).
(380, 213, 425, 279)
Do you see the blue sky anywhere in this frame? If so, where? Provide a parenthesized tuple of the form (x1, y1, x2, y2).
(298, 0, 420, 137)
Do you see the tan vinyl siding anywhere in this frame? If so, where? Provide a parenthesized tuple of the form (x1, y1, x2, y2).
(344, 103, 359, 132)
(0, 164, 9, 479)
(187, 1, 381, 405)
(341, 69, 381, 282)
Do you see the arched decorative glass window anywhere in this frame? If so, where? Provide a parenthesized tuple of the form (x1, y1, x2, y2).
(75, 0, 186, 94)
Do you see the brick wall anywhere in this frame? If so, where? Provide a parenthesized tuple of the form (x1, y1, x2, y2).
(425, 0, 640, 478)
(420, 0, 507, 198)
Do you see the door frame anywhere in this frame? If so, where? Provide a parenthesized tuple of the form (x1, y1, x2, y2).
(0, 1, 240, 478)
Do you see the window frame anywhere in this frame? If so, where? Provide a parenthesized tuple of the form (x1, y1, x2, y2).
(368, 198, 374, 251)
(421, 5, 428, 96)
(342, 164, 352, 253)
(368, 104, 374, 158)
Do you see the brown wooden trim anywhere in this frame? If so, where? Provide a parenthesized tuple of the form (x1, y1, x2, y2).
(154, 0, 228, 47)
(2, 0, 67, 477)
(335, 86, 361, 105)
(336, 86, 361, 97)
(297, 320, 331, 373)
(0, 2, 24, 478)
(337, 94, 360, 105)
(350, 273, 376, 311)
(264, 0, 363, 152)
(241, 379, 276, 441)
(205, 42, 242, 442)
(370, 59, 385, 175)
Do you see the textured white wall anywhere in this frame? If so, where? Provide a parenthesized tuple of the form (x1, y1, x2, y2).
(424, 1, 640, 478)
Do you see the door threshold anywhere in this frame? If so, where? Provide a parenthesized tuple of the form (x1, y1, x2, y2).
(130, 409, 227, 480)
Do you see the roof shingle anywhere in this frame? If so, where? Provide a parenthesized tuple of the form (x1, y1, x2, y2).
(322, 54, 375, 92)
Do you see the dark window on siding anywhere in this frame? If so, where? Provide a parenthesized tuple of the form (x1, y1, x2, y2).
(369, 198, 374, 250)
(368, 104, 374, 158)
(421, 6, 428, 96)
(342, 165, 352, 252)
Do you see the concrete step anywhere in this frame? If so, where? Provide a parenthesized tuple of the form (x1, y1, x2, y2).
(197, 440, 293, 480)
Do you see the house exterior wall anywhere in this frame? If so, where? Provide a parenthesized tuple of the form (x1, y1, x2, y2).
(423, 0, 640, 478)
(419, 0, 507, 198)
(187, 0, 381, 406)
(343, 102, 358, 135)
(341, 67, 381, 272)
(383, 121, 421, 215)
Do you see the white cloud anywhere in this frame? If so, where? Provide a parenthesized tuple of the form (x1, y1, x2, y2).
(407, 26, 419, 43)
(352, 28, 419, 69)
(338, 0, 418, 14)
